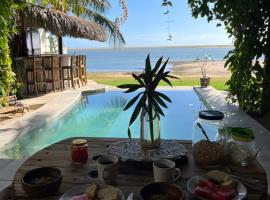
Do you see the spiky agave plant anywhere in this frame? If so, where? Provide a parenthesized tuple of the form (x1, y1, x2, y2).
(117, 54, 178, 140)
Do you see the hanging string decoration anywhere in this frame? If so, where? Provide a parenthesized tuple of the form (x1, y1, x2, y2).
(161, 0, 173, 41)
(114, 0, 128, 33)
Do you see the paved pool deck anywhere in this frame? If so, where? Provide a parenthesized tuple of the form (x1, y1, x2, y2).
(0, 85, 269, 198)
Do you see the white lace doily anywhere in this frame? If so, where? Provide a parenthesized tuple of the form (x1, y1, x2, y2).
(108, 140, 187, 162)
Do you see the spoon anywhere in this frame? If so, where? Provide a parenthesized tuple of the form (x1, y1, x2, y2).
(197, 122, 210, 141)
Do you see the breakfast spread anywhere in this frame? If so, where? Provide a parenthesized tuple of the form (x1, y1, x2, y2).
(70, 184, 119, 200)
(193, 170, 237, 200)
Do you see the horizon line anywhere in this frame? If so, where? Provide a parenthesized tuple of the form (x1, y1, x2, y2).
(67, 44, 233, 50)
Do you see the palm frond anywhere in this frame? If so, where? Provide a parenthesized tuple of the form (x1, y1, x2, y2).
(84, 8, 125, 46)
(86, 0, 111, 14)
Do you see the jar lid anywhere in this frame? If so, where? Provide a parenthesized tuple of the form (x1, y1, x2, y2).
(72, 139, 87, 146)
(199, 110, 224, 120)
(228, 127, 255, 142)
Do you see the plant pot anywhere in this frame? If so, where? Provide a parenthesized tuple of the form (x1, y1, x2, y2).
(200, 77, 210, 88)
(140, 107, 161, 150)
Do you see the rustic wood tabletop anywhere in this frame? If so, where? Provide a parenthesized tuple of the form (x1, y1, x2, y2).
(12, 138, 268, 200)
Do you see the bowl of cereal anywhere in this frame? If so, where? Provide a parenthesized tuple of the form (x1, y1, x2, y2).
(21, 167, 63, 198)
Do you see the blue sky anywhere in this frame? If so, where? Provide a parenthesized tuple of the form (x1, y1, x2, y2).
(64, 0, 232, 49)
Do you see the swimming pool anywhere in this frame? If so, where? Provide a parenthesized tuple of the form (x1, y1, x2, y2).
(0, 90, 204, 159)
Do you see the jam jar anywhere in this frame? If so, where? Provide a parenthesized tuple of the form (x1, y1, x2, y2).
(71, 139, 88, 164)
(192, 110, 227, 165)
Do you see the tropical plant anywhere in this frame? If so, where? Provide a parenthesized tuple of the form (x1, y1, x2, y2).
(188, 0, 270, 116)
(117, 55, 178, 140)
(0, 0, 21, 105)
(199, 54, 212, 78)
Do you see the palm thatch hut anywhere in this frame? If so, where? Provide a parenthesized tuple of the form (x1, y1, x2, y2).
(13, 4, 107, 57)
(21, 5, 107, 42)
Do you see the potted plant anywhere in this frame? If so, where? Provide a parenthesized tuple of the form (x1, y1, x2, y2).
(199, 54, 211, 87)
(117, 55, 178, 150)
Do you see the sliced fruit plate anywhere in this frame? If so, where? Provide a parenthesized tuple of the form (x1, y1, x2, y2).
(187, 172, 247, 200)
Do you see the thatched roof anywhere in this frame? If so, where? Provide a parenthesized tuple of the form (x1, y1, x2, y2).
(20, 5, 107, 42)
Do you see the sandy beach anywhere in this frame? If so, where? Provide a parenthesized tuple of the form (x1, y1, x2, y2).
(88, 60, 230, 77)
(171, 60, 230, 77)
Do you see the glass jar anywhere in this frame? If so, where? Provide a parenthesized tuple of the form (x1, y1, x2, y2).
(227, 127, 259, 166)
(140, 106, 160, 150)
(192, 110, 227, 165)
(71, 139, 88, 164)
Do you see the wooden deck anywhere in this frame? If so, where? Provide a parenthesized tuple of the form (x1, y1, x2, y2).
(12, 138, 268, 199)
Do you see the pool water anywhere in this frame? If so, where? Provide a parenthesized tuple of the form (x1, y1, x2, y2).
(0, 90, 204, 159)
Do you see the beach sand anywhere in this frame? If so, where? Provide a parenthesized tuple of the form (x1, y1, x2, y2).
(89, 60, 230, 77)
(171, 60, 230, 77)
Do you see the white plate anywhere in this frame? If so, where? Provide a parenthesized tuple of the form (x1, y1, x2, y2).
(187, 176, 247, 200)
(59, 185, 125, 200)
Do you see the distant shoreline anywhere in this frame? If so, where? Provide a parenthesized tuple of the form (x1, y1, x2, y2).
(68, 44, 233, 51)
(86, 60, 230, 77)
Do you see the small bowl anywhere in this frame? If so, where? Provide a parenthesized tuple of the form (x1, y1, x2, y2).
(140, 182, 184, 200)
(21, 167, 63, 198)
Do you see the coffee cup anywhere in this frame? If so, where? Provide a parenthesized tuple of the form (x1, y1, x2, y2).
(97, 155, 119, 183)
(153, 159, 180, 183)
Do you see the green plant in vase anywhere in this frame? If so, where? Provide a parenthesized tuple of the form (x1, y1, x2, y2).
(117, 55, 178, 150)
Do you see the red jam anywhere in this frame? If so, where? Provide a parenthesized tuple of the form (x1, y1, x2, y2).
(71, 139, 88, 164)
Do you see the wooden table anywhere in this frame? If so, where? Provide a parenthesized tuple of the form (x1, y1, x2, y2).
(12, 138, 268, 199)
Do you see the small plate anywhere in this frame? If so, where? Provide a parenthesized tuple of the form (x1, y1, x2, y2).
(59, 185, 125, 200)
(187, 176, 247, 200)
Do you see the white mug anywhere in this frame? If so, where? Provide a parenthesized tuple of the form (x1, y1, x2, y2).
(153, 159, 181, 183)
(97, 155, 119, 183)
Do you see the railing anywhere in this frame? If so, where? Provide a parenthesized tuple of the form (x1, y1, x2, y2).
(13, 54, 87, 96)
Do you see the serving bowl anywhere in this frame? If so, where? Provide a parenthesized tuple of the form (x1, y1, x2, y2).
(21, 167, 63, 198)
(140, 182, 184, 200)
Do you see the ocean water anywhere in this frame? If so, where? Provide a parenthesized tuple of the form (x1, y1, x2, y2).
(68, 46, 232, 72)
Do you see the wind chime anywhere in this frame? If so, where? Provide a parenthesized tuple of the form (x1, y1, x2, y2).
(114, 0, 128, 33)
(162, 0, 173, 41)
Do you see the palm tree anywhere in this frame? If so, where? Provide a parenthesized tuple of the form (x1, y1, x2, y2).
(31, 0, 125, 46)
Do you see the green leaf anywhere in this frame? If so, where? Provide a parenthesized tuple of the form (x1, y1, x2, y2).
(166, 74, 179, 79)
(132, 73, 145, 86)
(124, 85, 143, 93)
(152, 57, 163, 76)
(153, 92, 168, 108)
(151, 58, 170, 89)
(154, 91, 172, 103)
(162, 77, 173, 87)
(145, 54, 151, 76)
(151, 97, 165, 116)
(129, 94, 146, 126)
(123, 92, 142, 110)
(117, 84, 141, 89)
